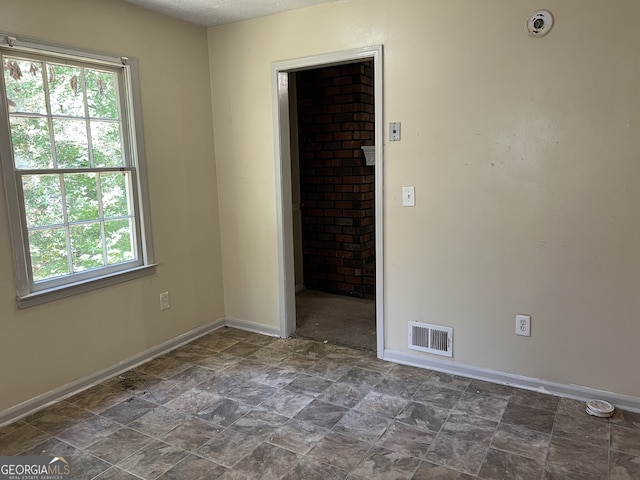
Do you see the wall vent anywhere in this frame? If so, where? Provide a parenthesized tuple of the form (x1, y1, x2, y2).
(408, 321, 453, 357)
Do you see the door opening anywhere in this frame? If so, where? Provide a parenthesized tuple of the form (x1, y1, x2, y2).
(292, 61, 376, 351)
(272, 46, 384, 358)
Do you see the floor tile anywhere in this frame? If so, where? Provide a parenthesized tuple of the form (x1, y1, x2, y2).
(164, 388, 222, 416)
(229, 408, 288, 439)
(546, 436, 609, 477)
(553, 412, 610, 447)
(610, 450, 640, 480)
(197, 428, 261, 468)
(250, 365, 299, 388)
(467, 380, 513, 399)
(351, 446, 421, 479)
(611, 408, 640, 430)
(453, 392, 508, 422)
(0, 423, 51, 455)
(611, 424, 640, 456)
(94, 467, 143, 480)
(157, 454, 228, 480)
(99, 396, 157, 425)
(233, 442, 300, 479)
(509, 389, 560, 412)
(441, 413, 497, 442)
(412, 460, 475, 479)
(491, 422, 550, 462)
(396, 402, 450, 432)
(376, 421, 435, 458)
(307, 431, 372, 471)
(283, 373, 333, 396)
(161, 417, 222, 452)
(195, 397, 252, 426)
(0, 327, 625, 480)
(117, 440, 189, 479)
(501, 401, 555, 434)
(373, 375, 423, 399)
(335, 366, 383, 394)
(55, 414, 122, 449)
(425, 432, 491, 476)
(293, 398, 348, 428)
(422, 372, 471, 392)
(67, 385, 133, 414)
(333, 409, 391, 443)
(227, 380, 277, 406)
(477, 448, 543, 479)
(267, 418, 329, 455)
(412, 384, 463, 410)
(355, 391, 408, 418)
(86, 427, 154, 464)
(318, 381, 368, 408)
(281, 456, 348, 480)
(257, 388, 315, 417)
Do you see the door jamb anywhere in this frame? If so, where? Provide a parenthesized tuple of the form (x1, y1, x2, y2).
(272, 45, 384, 358)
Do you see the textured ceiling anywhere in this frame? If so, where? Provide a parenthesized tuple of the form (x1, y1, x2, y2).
(124, 0, 338, 27)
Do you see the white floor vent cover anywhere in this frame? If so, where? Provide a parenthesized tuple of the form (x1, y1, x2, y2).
(408, 321, 453, 357)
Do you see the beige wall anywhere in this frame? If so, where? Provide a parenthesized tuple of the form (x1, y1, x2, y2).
(209, 0, 640, 397)
(0, 0, 224, 411)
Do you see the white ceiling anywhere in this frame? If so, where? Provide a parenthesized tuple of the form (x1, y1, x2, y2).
(124, 0, 338, 27)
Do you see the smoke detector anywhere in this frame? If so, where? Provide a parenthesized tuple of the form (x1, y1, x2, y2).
(526, 10, 553, 37)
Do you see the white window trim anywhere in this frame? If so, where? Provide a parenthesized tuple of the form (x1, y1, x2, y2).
(0, 34, 155, 308)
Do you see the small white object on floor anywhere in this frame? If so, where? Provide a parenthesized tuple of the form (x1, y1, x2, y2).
(586, 399, 615, 418)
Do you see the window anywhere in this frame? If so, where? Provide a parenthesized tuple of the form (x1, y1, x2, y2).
(0, 35, 154, 307)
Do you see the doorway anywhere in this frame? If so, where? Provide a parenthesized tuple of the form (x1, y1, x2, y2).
(272, 46, 384, 358)
(293, 61, 376, 350)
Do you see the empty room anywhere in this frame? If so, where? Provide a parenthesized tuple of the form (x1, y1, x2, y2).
(0, 0, 639, 478)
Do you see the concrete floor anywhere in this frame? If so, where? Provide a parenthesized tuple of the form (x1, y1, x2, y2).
(294, 289, 376, 352)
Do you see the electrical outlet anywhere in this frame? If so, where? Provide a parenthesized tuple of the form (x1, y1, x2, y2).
(516, 314, 531, 336)
(160, 292, 170, 311)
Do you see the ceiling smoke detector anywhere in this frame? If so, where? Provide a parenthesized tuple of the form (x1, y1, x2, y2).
(526, 10, 553, 37)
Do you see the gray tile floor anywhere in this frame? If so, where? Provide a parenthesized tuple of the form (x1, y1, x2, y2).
(1, 327, 639, 479)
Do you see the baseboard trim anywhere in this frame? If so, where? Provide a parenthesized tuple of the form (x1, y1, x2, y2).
(0, 318, 226, 427)
(224, 316, 281, 337)
(384, 349, 640, 413)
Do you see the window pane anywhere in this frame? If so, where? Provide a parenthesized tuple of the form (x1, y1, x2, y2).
(86, 69, 118, 119)
(48, 64, 85, 117)
(101, 172, 130, 218)
(3, 58, 47, 114)
(29, 227, 69, 281)
(10, 116, 53, 169)
(70, 223, 104, 272)
(53, 118, 89, 168)
(64, 173, 99, 222)
(105, 218, 135, 265)
(22, 174, 63, 227)
(91, 120, 123, 167)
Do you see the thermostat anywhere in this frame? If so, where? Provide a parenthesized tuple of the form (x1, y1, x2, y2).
(526, 10, 553, 37)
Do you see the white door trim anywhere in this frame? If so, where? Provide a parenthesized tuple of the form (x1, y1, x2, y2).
(271, 45, 385, 358)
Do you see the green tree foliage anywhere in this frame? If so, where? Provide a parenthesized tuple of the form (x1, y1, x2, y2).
(3, 55, 136, 282)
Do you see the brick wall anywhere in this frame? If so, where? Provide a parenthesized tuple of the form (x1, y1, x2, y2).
(297, 61, 375, 299)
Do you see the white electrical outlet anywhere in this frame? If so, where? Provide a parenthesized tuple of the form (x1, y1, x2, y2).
(160, 292, 170, 311)
(516, 314, 531, 336)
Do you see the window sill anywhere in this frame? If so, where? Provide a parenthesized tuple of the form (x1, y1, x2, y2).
(17, 264, 157, 309)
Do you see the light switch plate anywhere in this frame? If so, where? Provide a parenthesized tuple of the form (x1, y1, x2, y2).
(390, 122, 401, 141)
(402, 186, 415, 206)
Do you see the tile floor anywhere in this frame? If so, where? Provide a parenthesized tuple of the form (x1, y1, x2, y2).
(1, 327, 639, 479)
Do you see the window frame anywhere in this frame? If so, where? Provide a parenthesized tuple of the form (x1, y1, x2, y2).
(0, 34, 155, 308)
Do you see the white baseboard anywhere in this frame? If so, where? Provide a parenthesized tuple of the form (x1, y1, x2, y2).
(5, 320, 639, 427)
(384, 349, 640, 413)
(0, 318, 226, 427)
(224, 316, 281, 337)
